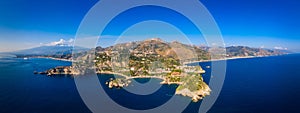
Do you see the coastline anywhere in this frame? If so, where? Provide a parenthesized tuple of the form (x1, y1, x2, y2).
(184, 54, 285, 64)
(96, 72, 165, 82)
(26, 56, 72, 62)
(29, 54, 291, 64)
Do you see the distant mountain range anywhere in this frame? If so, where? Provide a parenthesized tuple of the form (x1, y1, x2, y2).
(7, 44, 88, 59)
(225, 46, 288, 57)
(6, 38, 290, 60)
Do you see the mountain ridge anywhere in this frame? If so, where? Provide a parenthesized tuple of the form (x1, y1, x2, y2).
(6, 38, 291, 60)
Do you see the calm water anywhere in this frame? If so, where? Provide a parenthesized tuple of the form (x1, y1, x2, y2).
(0, 54, 300, 113)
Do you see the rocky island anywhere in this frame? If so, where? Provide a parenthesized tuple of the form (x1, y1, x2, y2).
(35, 66, 76, 75)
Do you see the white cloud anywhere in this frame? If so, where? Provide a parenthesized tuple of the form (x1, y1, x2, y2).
(0, 28, 74, 52)
(43, 38, 74, 46)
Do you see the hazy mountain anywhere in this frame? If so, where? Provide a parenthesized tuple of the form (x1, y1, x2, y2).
(226, 46, 289, 57)
(10, 44, 88, 57)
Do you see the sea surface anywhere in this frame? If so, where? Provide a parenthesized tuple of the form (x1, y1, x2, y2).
(0, 54, 300, 113)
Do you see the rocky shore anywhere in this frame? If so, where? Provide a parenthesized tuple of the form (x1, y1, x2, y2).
(176, 87, 211, 102)
(106, 78, 131, 88)
(36, 67, 211, 102)
(34, 66, 77, 76)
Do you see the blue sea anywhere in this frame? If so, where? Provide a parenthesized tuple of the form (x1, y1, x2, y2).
(0, 54, 300, 113)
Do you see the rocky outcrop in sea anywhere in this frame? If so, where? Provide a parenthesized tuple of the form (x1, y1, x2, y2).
(35, 66, 77, 76)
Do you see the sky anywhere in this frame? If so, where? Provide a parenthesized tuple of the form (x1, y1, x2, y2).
(0, 0, 299, 52)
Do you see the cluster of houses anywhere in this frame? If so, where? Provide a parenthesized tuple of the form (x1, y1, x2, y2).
(93, 44, 205, 78)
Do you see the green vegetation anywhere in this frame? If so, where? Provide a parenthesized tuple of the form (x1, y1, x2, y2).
(176, 74, 204, 92)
